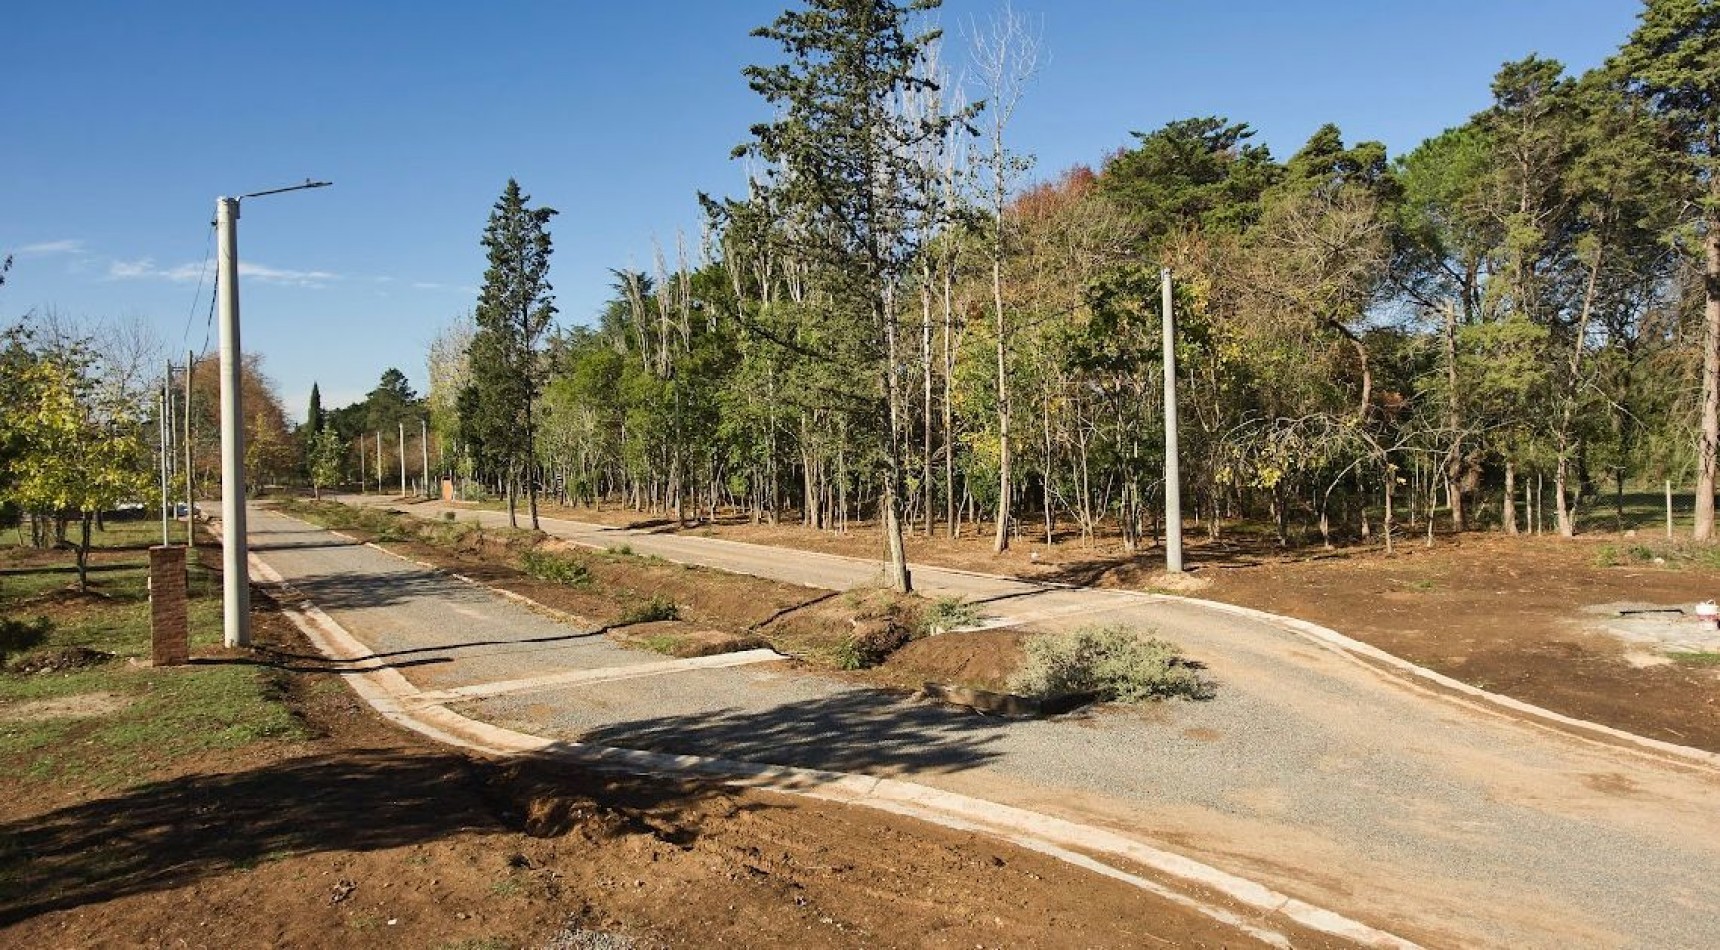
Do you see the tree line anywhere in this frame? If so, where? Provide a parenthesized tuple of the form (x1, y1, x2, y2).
(423, 0, 1720, 591)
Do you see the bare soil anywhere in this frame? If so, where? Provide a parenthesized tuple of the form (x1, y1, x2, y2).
(0, 571, 1306, 947)
(493, 500, 1720, 755)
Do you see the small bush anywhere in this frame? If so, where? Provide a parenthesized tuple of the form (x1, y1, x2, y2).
(0, 615, 53, 662)
(920, 596, 981, 635)
(519, 549, 591, 586)
(619, 595, 679, 625)
(1008, 625, 1213, 703)
(608, 543, 634, 556)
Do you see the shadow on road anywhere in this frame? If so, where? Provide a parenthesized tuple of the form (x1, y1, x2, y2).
(579, 690, 1008, 778)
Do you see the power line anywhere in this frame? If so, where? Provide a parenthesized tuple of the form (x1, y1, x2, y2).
(179, 223, 214, 350)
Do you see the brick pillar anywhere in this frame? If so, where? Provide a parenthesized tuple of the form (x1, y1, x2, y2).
(150, 545, 189, 666)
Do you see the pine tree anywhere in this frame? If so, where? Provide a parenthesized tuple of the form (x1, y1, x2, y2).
(739, 0, 968, 591)
(1612, 0, 1720, 538)
(469, 178, 557, 529)
(307, 382, 323, 435)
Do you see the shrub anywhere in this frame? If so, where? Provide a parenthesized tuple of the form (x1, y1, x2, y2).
(1008, 625, 1213, 703)
(0, 615, 52, 662)
(920, 596, 981, 635)
(519, 549, 591, 586)
(619, 595, 679, 625)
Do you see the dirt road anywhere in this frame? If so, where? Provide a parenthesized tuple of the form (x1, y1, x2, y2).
(286, 497, 1720, 948)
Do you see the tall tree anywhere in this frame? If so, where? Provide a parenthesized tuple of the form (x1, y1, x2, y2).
(468, 178, 558, 529)
(1613, 0, 1720, 538)
(971, 4, 1039, 553)
(306, 382, 323, 435)
(738, 0, 970, 591)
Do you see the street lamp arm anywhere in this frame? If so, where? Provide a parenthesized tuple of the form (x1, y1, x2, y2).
(240, 179, 333, 202)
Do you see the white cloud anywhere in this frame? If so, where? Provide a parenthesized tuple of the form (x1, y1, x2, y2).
(237, 262, 338, 286)
(106, 257, 336, 287)
(14, 239, 84, 256)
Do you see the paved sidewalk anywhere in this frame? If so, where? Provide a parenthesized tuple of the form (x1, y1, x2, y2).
(265, 501, 1720, 948)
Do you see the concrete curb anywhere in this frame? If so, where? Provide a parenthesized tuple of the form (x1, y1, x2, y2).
(236, 510, 1419, 949)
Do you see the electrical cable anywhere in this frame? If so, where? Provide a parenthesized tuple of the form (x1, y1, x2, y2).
(179, 223, 214, 350)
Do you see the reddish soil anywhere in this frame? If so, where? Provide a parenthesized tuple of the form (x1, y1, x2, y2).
(869, 629, 1030, 694)
(1206, 533, 1720, 753)
(491, 500, 1720, 755)
(0, 588, 1305, 948)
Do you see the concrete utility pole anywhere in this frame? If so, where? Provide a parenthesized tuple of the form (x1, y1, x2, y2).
(185, 350, 195, 549)
(375, 431, 383, 492)
(214, 179, 330, 648)
(421, 418, 430, 498)
(1161, 267, 1183, 573)
(398, 420, 407, 496)
(215, 196, 250, 645)
(358, 436, 366, 493)
(159, 386, 171, 546)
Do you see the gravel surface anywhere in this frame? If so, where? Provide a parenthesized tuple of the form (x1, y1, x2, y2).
(274, 499, 1720, 948)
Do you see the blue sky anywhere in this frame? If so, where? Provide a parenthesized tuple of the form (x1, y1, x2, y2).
(3, 1, 1641, 418)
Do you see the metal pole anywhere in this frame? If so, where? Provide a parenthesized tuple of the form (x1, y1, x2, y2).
(376, 431, 383, 492)
(399, 420, 407, 496)
(358, 436, 365, 493)
(1667, 479, 1675, 540)
(1161, 267, 1183, 573)
(159, 387, 170, 546)
(185, 350, 195, 548)
(421, 418, 430, 499)
(216, 196, 250, 647)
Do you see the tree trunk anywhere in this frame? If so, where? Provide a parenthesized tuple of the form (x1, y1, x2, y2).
(76, 511, 92, 592)
(992, 250, 1011, 554)
(1696, 217, 1720, 540)
(506, 465, 518, 529)
(1503, 458, 1518, 536)
(1443, 301, 1466, 532)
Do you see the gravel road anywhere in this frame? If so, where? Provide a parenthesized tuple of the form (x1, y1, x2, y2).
(260, 499, 1720, 948)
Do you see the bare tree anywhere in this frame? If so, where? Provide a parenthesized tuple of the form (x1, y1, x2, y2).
(970, 3, 1039, 553)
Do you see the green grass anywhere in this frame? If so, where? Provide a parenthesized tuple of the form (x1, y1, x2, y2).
(517, 549, 591, 586)
(1595, 541, 1720, 570)
(919, 596, 982, 635)
(1668, 651, 1720, 667)
(636, 634, 682, 655)
(617, 595, 679, 625)
(0, 520, 308, 791)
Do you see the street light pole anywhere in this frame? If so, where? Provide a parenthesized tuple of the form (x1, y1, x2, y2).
(1162, 267, 1183, 574)
(215, 196, 250, 646)
(214, 179, 330, 648)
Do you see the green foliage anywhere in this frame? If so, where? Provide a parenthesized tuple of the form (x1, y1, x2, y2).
(1008, 626, 1214, 703)
(518, 549, 591, 586)
(618, 595, 679, 625)
(464, 179, 557, 489)
(307, 426, 345, 495)
(919, 596, 980, 635)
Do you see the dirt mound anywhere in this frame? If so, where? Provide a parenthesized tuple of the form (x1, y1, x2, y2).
(874, 629, 1028, 692)
(7, 646, 115, 675)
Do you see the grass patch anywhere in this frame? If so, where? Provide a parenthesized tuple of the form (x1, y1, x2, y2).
(1008, 625, 1214, 703)
(618, 595, 679, 625)
(1669, 651, 1720, 667)
(518, 549, 591, 587)
(1, 522, 307, 792)
(920, 596, 981, 635)
(636, 634, 683, 655)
